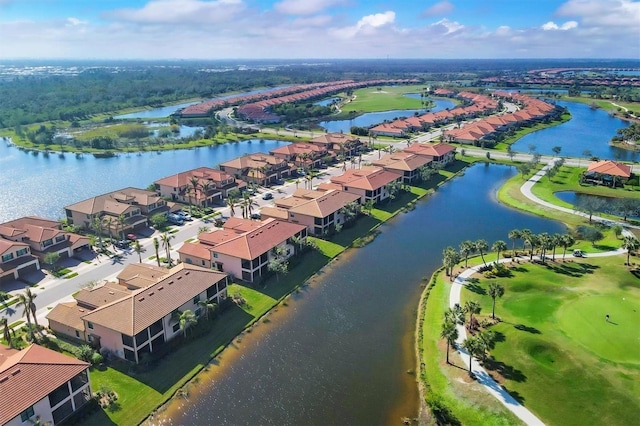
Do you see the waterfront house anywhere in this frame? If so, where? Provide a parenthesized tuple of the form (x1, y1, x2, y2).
(269, 143, 331, 169)
(369, 122, 406, 138)
(371, 152, 432, 183)
(47, 263, 229, 363)
(0, 239, 39, 286)
(308, 133, 363, 157)
(178, 218, 306, 283)
(219, 153, 295, 186)
(260, 189, 361, 235)
(0, 344, 91, 426)
(154, 167, 246, 206)
(583, 160, 632, 187)
(326, 166, 402, 204)
(64, 187, 178, 233)
(403, 143, 457, 168)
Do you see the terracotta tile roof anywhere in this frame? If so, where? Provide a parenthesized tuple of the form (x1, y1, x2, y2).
(180, 218, 305, 261)
(259, 206, 290, 220)
(74, 281, 132, 308)
(0, 344, 89, 425)
(587, 160, 632, 178)
(154, 167, 235, 189)
(372, 152, 432, 172)
(317, 182, 344, 191)
(0, 239, 29, 256)
(82, 264, 227, 336)
(219, 153, 288, 171)
(117, 263, 170, 289)
(1, 216, 60, 230)
(309, 133, 360, 146)
(65, 187, 163, 215)
(331, 166, 401, 191)
(270, 143, 326, 156)
(46, 301, 88, 330)
(405, 143, 456, 157)
(272, 189, 361, 218)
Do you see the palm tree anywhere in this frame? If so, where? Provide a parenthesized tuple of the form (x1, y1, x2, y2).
(117, 214, 127, 240)
(179, 309, 197, 338)
(491, 240, 507, 264)
(198, 300, 218, 321)
(442, 246, 460, 278)
(103, 216, 114, 241)
(153, 237, 161, 267)
(440, 320, 459, 364)
(198, 226, 210, 235)
(521, 229, 537, 260)
(459, 240, 475, 268)
(488, 282, 505, 319)
(200, 181, 213, 207)
(462, 336, 483, 374)
(561, 233, 575, 260)
(622, 235, 640, 265)
(16, 293, 34, 341)
(538, 232, 551, 263)
(24, 288, 39, 330)
(90, 214, 105, 252)
(132, 240, 145, 263)
(519, 229, 531, 251)
(444, 306, 465, 326)
(464, 300, 481, 328)
(160, 232, 175, 267)
(1, 316, 12, 346)
(226, 193, 238, 217)
(475, 239, 489, 267)
(188, 176, 200, 214)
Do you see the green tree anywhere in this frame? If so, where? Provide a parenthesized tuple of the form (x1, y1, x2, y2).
(90, 214, 105, 252)
(622, 235, 640, 265)
(459, 240, 475, 268)
(440, 320, 459, 365)
(508, 229, 521, 260)
(442, 246, 460, 278)
(552, 146, 562, 157)
(444, 306, 465, 326)
(188, 176, 201, 214)
(43, 252, 60, 272)
(160, 232, 175, 266)
(561, 233, 576, 260)
(577, 196, 605, 223)
(267, 246, 289, 281)
(198, 300, 218, 321)
(488, 282, 505, 319)
(464, 300, 481, 328)
(117, 214, 127, 240)
(491, 240, 507, 264)
(462, 336, 483, 374)
(153, 237, 161, 267)
(474, 239, 489, 267)
(132, 240, 145, 263)
(1, 316, 12, 347)
(150, 213, 167, 230)
(179, 310, 197, 338)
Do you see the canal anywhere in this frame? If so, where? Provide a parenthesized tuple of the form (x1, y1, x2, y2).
(153, 163, 565, 425)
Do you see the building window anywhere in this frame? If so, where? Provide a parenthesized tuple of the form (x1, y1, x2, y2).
(55, 235, 66, 243)
(1, 253, 13, 262)
(20, 406, 34, 422)
(87, 322, 93, 330)
(43, 239, 53, 247)
(201, 260, 206, 266)
(75, 330, 80, 338)
(16, 248, 28, 257)
(195, 307, 202, 317)
(193, 295, 201, 304)
(213, 252, 218, 258)
(172, 323, 180, 333)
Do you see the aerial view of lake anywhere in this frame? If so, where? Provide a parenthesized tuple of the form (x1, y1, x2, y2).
(0, 139, 288, 223)
(153, 163, 565, 425)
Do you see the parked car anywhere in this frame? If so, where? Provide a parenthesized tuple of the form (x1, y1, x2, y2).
(573, 249, 584, 257)
(176, 211, 193, 221)
(126, 233, 138, 241)
(251, 213, 261, 220)
(262, 192, 273, 200)
(114, 239, 130, 249)
(167, 213, 184, 225)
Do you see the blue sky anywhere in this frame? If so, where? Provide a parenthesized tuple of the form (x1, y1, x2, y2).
(0, 0, 638, 59)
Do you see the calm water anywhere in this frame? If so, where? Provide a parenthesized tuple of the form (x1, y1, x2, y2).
(155, 164, 565, 425)
(313, 97, 341, 107)
(511, 101, 631, 159)
(0, 139, 288, 222)
(554, 191, 640, 219)
(318, 98, 456, 133)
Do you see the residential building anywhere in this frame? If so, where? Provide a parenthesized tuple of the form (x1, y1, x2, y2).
(64, 187, 177, 233)
(0, 217, 90, 285)
(154, 167, 246, 206)
(260, 189, 361, 235)
(369, 123, 406, 138)
(371, 152, 432, 183)
(326, 166, 402, 204)
(219, 153, 295, 186)
(46, 263, 228, 363)
(404, 143, 457, 168)
(584, 160, 632, 187)
(179, 217, 307, 283)
(0, 344, 91, 426)
(269, 143, 331, 169)
(308, 133, 363, 157)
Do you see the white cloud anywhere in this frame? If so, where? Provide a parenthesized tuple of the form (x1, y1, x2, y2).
(274, 0, 346, 15)
(334, 11, 395, 39)
(420, 1, 454, 18)
(556, 0, 640, 28)
(66, 17, 88, 27)
(106, 0, 246, 25)
(541, 20, 578, 30)
(432, 18, 464, 35)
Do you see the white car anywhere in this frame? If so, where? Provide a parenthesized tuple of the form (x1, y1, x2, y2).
(176, 211, 193, 221)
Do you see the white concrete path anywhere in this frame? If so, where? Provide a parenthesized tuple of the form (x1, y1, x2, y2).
(445, 162, 632, 425)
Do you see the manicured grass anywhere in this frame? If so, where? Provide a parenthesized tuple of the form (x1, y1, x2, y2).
(459, 255, 640, 425)
(339, 85, 441, 115)
(418, 272, 522, 425)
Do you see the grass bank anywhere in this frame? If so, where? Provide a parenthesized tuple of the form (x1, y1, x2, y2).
(83, 162, 470, 425)
(458, 255, 640, 425)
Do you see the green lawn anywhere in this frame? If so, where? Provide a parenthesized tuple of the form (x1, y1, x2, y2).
(339, 85, 445, 115)
(418, 272, 522, 425)
(459, 255, 640, 425)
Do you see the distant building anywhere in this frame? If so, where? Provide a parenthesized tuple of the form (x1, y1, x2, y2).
(154, 167, 246, 206)
(324, 166, 402, 204)
(219, 153, 295, 186)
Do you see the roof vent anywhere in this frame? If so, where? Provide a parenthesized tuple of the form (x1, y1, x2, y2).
(177, 276, 182, 280)
(168, 281, 174, 285)
(11, 369, 20, 376)
(108, 291, 114, 295)
(0, 376, 8, 383)
(158, 286, 164, 290)
(138, 297, 145, 302)
(148, 292, 154, 296)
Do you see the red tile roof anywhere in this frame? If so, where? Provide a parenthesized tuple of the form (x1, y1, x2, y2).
(587, 160, 632, 178)
(0, 344, 89, 425)
(331, 166, 401, 191)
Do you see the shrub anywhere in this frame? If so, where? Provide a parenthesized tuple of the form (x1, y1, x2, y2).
(75, 345, 94, 362)
(91, 352, 104, 366)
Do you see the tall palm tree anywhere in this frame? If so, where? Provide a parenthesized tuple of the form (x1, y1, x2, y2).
(188, 176, 200, 214)
(474, 239, 489, 267)
(153, 237, 161, 267)
(551, 234, 563, 261)
(462, 336, 483, 374)
(459, 240, 475, 268)
(103, 216, 114, 241)
(117, 214, 127, 240)
(488, 282, 505, 319)
(464, 300, 481, 328)
(538, 233, 551, 263)
(440, 320, 459, 364)
(132, 240, 145, 263)
(200, 181, 213, 207)
(444, 306, 465, 326)
(198, 300, 218, 321)
(520, 229, 531, 251)
(90, 214, 105, 251)
(1, 316, 12, 346)
(16, 293, 34, 341)
(561, 233, 575, 260)
(491, 240, 507, 264)
(24, 288, 39, 330)
(226, 193, 238, 217)
(622, 235, 640, 265)
(160, 232, 175, 267)
(179, 309, 197, 338)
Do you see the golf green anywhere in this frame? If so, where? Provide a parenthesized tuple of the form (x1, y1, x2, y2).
(558, 294, 640, 364)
